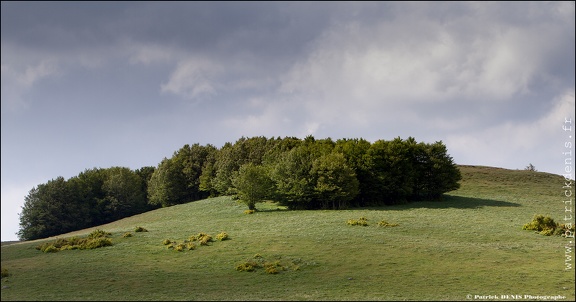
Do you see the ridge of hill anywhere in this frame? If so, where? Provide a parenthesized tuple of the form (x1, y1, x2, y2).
(1, 165, 574, 301)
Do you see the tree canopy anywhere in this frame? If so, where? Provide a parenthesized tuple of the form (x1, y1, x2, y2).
(18, 135, 461, 240)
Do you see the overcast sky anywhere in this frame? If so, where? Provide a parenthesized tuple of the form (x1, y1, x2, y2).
(2, 2, 574, 241)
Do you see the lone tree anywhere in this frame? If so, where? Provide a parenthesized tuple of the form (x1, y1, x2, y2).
(233, 163, 275, 210)
(525, 163, 537, 172)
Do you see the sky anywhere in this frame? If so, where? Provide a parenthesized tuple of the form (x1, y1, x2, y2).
(1, 2, 575, 241)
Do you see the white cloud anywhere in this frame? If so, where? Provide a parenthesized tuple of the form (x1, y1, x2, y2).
(160, 57, 221, 100)
(1, 56, 59, 111)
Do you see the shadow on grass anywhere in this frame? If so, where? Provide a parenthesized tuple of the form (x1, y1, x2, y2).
(383, 195, 521, 210)
(252, 196, 521, 212)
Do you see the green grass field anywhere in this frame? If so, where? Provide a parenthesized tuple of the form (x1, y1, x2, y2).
(1, 165, 574, 301)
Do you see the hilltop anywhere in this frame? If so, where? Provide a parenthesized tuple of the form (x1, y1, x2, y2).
(1, 165, 574, 301)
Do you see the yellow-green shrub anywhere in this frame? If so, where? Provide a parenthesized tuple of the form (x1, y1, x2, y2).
(134, 226, 148, 232)
(378, 220, 399, 227)
(522, 215, 559, 236)
(87, 229, 111, 239)
(216, 232, 229, 241)
(347, 217, 368, 226)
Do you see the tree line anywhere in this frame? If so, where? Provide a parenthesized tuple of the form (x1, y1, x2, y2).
(18, 136, 461, 240)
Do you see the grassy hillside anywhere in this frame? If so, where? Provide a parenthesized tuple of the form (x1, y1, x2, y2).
(2, 165, 574, 301)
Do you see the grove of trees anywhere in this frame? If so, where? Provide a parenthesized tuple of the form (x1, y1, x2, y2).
(18, 136, 461, 240)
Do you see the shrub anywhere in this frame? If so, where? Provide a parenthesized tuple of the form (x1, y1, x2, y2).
(42, 244, 59, 253)
(196, 233, 213, 245)
(1, 267, 9, 278)
(36, 233, 114, 252)
(174, 243, 186, 252)
(244, 210, 255, 214)
(162, 239, 173, 245)
(88, 229, 111, 239)
(216, 232, 229, 241)
(236, 254, 310, 274)
(347, 217, 368, 226)
(265, 266, 279, 274)
(187, 242, 196, 250)
(378, 220, 399, 227)
(134, 226, 148, 232)
(123, 232, 133, 238)
(235, 262, 256, 272)
(555, 224, 576, 237)
(84, 238, 112, 249)
(522, 215, 559, 236)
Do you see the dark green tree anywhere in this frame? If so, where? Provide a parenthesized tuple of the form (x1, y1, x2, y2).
(334, 138, 372, 206)
(173, 143, 218, 201)
(18, 177, 87, 240)
(98, 167, 148, 221)
(147, 157, 188, 207)
(419, 141, 462, 199)
(232, 163, 275, 210)
(135, 166, 158, 210)
(311, 153, 359, 209)
(270, 145, 317, 209)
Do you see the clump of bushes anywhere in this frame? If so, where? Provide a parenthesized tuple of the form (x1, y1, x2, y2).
(347, 217, 368, 226)
(36, 229, 113, 253)
(346, 217, 400, 228)
(164, 232, 228, 251)
(522, 215, 574, 236)
(87, 229, 111, 239)
(189, 232, 213, 246)
(235, 254, 308, 274)
(134, 226, 148, 232)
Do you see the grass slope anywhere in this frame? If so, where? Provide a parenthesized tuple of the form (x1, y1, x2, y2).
(1, 165, 574, 301)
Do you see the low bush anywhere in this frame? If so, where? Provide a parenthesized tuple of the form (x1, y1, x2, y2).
(174, 243, 186, 252)
(196, 233, 213, 246)
(42, 244, 59, 253)
(235, 254, 310, 274)
(235, 262, 256, 272)
(522, 215, 559, 236)
(244, 210, 255, 214)
(36, 230, 114, 252)
(556, 224, 575, 237)
(378, 220, 399, 227)
(84, 237, 112, 249)
(347, 217, 368, 226)
(123, 232, 133, 238)
(164, 232, 227, 251)
(215, 232, 229, 241)
(1, 267, 9, 278)
(265, 266, 279, 274)
(134, 226, 148, 232)
(87, 229, 111, 239)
